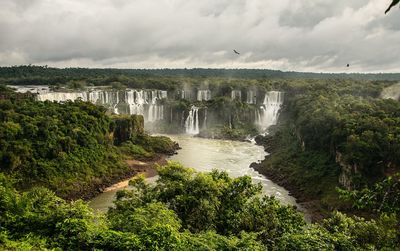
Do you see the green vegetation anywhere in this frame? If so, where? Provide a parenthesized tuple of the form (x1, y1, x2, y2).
(1, 163, 398, 250)
(290, 94, 400, 185)
(253, 127, 342, 217)
(203, 97, 260, 139)
(2, 66, 400, 88)
(338, 174, 400, 214)
(1, 66, 399, 95)
(0, 87, 177, 199)
(254, 80, 400, 220)
(1, 68, 400, 249)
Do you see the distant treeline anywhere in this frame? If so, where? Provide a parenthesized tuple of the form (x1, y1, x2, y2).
(1, 65, 400, 81)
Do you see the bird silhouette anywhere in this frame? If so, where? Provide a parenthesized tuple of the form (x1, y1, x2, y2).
(233, 50, 240, 55)
(385, 0, 400, 14)
(347, 64, 350, 67)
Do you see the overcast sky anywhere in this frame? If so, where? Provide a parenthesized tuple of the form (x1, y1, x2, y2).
(0, 0, 399, 72)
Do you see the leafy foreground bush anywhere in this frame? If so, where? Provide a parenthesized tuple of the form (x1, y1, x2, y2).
(0, 164, 398, 250)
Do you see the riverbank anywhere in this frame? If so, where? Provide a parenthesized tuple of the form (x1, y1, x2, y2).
(101, 157, 167, 193)
(90, 134, 302, 212)
(67, 154, 168, 201)
(251, 161, 327, 222)
(250, 131, 342, 222)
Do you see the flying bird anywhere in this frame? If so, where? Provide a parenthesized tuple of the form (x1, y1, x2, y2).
(385, 0, 400, 14)
(347, 64, 350, 67)
(233, 50, 240, 55)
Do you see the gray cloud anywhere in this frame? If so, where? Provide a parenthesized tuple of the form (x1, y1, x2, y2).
(0, 0, 399, 72)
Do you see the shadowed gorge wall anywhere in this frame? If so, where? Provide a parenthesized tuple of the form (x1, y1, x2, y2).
(112, 115, 144, 145)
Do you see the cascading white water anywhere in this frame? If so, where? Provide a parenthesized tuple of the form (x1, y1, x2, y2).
(231, 90, 242, 100)
(88, 90, 103, 104)
(246, 90, 256, 104)
(185, 106, 199, 134)
(126, 90, 145, 116)
(35, 88, 284, 132)
(8, 85, 50, 94)
(197, 90, 211, 101)
(113, 92, 119, 114)
(148, 105, 164, 122)
(37, 92, 88, 102)
(147, 90, 166, 122)
(256, 91, 284, 131)
(180, 90, 190, 100)
(37, 89, 167, 122)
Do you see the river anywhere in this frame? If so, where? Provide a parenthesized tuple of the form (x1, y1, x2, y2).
(89, 134, 300, 212)
(9, 85, 301, 213)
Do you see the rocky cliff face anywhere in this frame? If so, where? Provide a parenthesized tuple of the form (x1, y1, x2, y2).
(112, 114, 144, 145)
(335, 151, 360, 190)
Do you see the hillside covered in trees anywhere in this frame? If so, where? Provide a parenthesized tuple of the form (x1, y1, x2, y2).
(253, 79, 400, 220)
(0, 86, 178, 199)
(0, 69, 400, 249)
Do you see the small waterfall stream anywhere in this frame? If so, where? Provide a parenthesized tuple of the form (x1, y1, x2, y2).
(246, 90, 256, 104)
(197, 90, 211, 101)
(231, 90, 242, 100)
(185, 106, 199, 134)
(256, 91, 284, 130)
(125, 90, 145, 116)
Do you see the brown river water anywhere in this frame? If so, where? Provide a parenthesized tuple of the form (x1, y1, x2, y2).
(89, 135, 301, 213)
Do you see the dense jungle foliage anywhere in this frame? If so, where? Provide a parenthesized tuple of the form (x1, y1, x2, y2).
(255, 79, 400, 220)
(1, 65, 400, 91)
(0, 86, 176, 198)
(1, 163, 398, 250)
(1, 69, 400, 249)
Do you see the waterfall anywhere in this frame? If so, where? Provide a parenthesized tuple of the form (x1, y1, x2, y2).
(126, 90, 145, 116)
(185, 106, 199, 134)
(37, 88, 167, 121)
(197, 90, 211, 101)
(246, 90, 256, 104)
(256, 91, 284, 130)
(203, 108, 207, 129)
(180, 90, 189, 100)
(113, 92, 119, 114)
(37, 92, 88, 102)
(147, 90, 166, 122)
(8, 85, 50, 94)
(179, 90, 193, 100)
(231, 90, 242, 100)
(147, 105, 164, 122)
(88, 90, 103, 104)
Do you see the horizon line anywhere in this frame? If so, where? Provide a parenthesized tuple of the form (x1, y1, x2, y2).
(1, 64, 400, 75)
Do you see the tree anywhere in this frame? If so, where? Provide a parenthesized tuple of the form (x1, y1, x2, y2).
(385, 0, 400, 14)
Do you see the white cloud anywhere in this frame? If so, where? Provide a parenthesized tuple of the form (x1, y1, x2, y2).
(0, 0, 398, 72)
